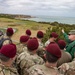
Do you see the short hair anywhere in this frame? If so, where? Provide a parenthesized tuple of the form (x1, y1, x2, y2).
(0, 53, 10, 62)
(37, 34, 42, 39)
(49, 34, 53, 38)
(46, 51, 59, 63)
(6, 32, 13, 36)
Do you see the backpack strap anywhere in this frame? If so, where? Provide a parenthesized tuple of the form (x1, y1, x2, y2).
(3, 38, 12, 44)
(0, 38, 12, 49)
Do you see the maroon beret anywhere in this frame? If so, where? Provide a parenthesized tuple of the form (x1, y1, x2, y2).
(26, 29, 31, 36)
(0, 44, 16, 58)
(37, 31, 44, 38)
(7, 28, 14, 35)
(27, 39, 39, 51)
(51, 32, 58, 38)
(57, 40, 66, 49)
(20, 35, 29, 43)
(47, 43, 61, 58)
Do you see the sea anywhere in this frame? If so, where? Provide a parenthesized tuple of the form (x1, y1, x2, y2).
(25, 15, 75, 25)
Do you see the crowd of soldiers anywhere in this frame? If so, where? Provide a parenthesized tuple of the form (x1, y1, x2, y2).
(0, 27, 75, 75)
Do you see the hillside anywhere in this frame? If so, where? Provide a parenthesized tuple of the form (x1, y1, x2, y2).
(0, 13, 32, 19)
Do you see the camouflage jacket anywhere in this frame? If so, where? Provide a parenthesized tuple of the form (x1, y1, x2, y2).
(45, 40, 50, 47)
(16, 51, 44, 75)
(28, 64, 63, 75)
(38, 41, 44, 49)
(0, 63, 19, 75)
(59, 61, 75, 75)
(17, 44, 27, 54)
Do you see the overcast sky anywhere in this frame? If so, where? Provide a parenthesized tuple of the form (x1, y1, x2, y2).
(0, 0, 75, 17)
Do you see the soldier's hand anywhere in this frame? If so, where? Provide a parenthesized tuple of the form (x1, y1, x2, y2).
(62, 29, 65, 33)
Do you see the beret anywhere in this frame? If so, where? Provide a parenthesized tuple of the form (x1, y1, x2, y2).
(7, 28, 14, 35)
(37, 31, 44, 38)
(27, 38, 39, 51)
(51, 32, 58, 38)
(20, 35, 29, 43)
(0, 44, 16, 58)
(57, 40, 66, 49)
(26, 29, 31, 36)
(47, 43, 61, 58)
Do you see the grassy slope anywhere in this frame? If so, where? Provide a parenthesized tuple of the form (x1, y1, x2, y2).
(0, 18, 50, 42)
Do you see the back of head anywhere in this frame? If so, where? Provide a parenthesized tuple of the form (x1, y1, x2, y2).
(57, 40, 66, 49)
(6, 28, 14, 36)
(26, 29, 31, 36)
(50, 32, 58, 38)
(0, 44, 16, 62)
(20, 35, 29, 43)
(27, 38, 39, 51)
(46, 43, 61, 63)
(37, 31, 44, 39)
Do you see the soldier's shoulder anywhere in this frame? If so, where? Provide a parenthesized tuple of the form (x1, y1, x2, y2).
(28, 65, 45, 75)
(0, 64, 18, 75)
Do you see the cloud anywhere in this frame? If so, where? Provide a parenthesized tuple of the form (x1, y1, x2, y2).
(0, 0, 75, 16)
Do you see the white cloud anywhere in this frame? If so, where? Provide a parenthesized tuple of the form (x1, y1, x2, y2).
(0, 0, 75, 16)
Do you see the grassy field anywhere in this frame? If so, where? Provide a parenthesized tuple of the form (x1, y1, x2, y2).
(0, 18, 51, 42)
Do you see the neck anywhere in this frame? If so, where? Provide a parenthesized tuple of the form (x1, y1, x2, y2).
(29, 50, 36, 55)
(1, 61, 12, 67)
(49, 38, 55, 42)
(37, 38, 42, 42)
(45, 61, 57, 68)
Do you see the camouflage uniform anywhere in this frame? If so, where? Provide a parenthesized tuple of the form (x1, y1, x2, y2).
(16, 44, 27, 54)
(37, 41, 46, 61)
(45, 40, 50, 47)
(57, 50, 72, 67)
(28, 64, 62, 75)
(59, 61, 75, 75)
(38, 41, 44, 49)
(0, 63, 19, 75)
(16, 50, 44, 75)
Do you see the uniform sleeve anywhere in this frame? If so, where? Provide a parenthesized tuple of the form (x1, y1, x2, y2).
(63, 33, 71, 43)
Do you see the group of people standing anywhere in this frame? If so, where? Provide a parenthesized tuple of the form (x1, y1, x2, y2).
(0, 27, 75, 75)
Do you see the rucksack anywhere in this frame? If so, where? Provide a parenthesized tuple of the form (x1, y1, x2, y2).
(0, 38, 12, 49)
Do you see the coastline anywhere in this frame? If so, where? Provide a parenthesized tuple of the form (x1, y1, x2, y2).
(25, 16, 75, 25)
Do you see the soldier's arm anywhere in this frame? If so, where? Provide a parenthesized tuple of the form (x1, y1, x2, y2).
(62, 29, 70, 43)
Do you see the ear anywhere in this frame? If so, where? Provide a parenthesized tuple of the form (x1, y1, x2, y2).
(44, 54, 46, 59)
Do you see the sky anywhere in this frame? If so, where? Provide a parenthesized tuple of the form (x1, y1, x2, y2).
(0, 0, 75, 17)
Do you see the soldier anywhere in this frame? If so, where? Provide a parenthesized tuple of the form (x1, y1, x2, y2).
(28, 43, 62, 75)
(36, 31, 45, 59)
(57, 40, 72, 67)
(0, 44, 19, 75)
(36, 31, 44, 48)
(17, 35, 29, 54)
(45, 32, 58, 47)
(3, 28, 14, 45)
(16, 38, 44, 75)
(62, 29, 75, 59)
